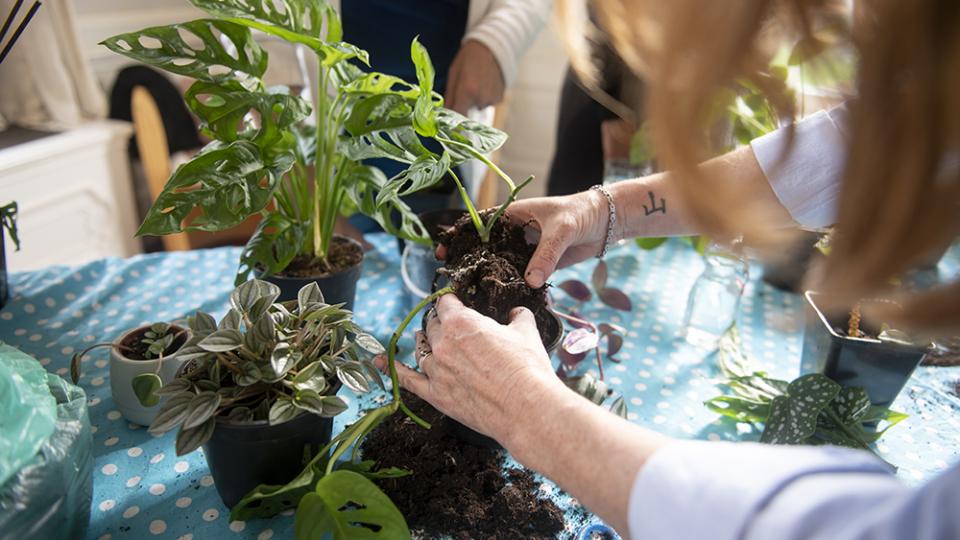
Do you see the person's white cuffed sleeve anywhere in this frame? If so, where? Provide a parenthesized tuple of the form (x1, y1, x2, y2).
(750, 106, 849, 229)
(463, 0, 551, 88)
(627, 440, 894, 540)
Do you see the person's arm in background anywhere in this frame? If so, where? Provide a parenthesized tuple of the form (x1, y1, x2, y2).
(445, 0, 552, 114)
(512, 106, 848, 287)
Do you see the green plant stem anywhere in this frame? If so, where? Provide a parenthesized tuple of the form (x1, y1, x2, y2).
(313, 61, 328, 260)
(437, 136, 514, 190)
(387, 286, 454, 429)
(481, 175, 534, 243)
(822, 407, 871, 451)
(446, 168, 485, 238)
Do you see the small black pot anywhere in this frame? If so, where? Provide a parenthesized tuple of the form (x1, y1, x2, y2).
(761, 230, 820, 293)
(419, 208, 468, 243)
(202, 397, 339, 509)
(444, 309, 565, 450)
(0, 225, 8, 310)
(800, 291, 929, 409)
(261, 236, 363, 310)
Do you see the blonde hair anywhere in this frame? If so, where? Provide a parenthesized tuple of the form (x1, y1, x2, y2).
(561, 0, 960, 334)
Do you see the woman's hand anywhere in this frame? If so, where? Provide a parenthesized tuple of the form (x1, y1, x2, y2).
(391, 294, 565, 442)
(507, 191, 612, 288)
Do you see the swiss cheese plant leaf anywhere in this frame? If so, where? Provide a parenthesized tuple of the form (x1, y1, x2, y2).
(236, 213, 309, 284)
(137, 141, 294, 236)
(190, 0, 335, 40)
(294, 470, 410, 540)
(760, 374, 840, 444)
(341, 162, 430, 245)
(375, 153, 451, 209)
(342, 72, 420, 99)
(435, 109, 508, 162)
(337, 461, 412, 480)
(101, 19, 267, 84)
(189, 0, 364, 64)
(131, 373, 163, 407)
(184, 81, 311, 151)
(410, 37, 438, 137)
(557, 280, 592, 302)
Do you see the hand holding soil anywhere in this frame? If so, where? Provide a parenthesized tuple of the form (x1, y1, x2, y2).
(507, 191, 614, 288)
(394, 294, 564, 443)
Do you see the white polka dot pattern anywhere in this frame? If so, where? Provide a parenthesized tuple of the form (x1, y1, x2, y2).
(0, 237, 957, 539)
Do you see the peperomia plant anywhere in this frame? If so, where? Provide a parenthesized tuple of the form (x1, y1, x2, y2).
(706, 327, 906, 461)
(101, 0, 511, 283)
(146, 279, 385, 456)
(230, 286, 455, 539)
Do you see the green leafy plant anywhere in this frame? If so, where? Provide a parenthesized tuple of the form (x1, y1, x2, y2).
(146, 279, 385, 456)
(706, 328, 906, 459)
(0, 202, 19, 251)
(231, 286, 454, 539)
(70, 322, 189, 407)
(102, 0, 510, 283)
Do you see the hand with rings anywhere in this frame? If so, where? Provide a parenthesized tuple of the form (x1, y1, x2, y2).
(388, 293, 563, 444)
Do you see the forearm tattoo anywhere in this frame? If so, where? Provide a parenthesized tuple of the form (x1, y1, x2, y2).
(642, 191, 666, 216)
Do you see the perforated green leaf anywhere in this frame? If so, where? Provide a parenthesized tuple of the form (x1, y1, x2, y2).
(137, 141, 293, 236)
(294, 470, 410, 540)
(101, 19, 266, 84)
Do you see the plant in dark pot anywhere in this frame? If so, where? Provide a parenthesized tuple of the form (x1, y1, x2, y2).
(145, 279, 385, 508)
(101, 1, 505, 308)
(1, 202, 19, 309)
(800, 291, 930, 410)
(70, 322, 191, 426)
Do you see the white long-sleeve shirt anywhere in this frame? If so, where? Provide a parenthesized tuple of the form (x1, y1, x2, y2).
(750, 106, 849, 229)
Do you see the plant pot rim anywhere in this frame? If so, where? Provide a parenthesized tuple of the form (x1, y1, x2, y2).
(111, 323, 191, 365)
(804, 291, 927, 351)
(260, 234, 364, 281)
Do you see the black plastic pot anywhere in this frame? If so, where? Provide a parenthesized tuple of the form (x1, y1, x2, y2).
(261, 235, 363, 310)
(201, 393, 339, 509)
(761, 230, 820, 293)
(443, 309, 565, 450)
(800, 291, 929, 409)
(1, 225, 7, 310)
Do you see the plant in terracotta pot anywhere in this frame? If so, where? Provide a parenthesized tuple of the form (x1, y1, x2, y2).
(101, 0, 506, 308)
(70, 321, 191, 426)
(1, 201, 19, 309)
(145, 279, 385, 508)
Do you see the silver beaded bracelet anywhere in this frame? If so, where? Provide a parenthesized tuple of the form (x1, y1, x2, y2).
(590, 184, 617, 258)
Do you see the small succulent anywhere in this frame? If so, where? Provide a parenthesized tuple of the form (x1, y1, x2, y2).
(149, 279, 385, 456)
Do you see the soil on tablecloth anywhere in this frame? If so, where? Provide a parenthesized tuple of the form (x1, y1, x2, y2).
(362, 391, 575, 539)
(437, 212, 552, 341)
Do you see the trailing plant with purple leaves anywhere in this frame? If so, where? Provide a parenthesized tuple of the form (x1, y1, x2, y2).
(550, 260, 631, 417)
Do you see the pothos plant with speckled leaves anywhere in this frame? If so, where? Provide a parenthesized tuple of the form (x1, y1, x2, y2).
(552, 259, 632, 418)
(706, 327, 907, 461)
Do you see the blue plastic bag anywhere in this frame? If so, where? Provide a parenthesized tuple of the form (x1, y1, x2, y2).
(0, 342, 58, 487)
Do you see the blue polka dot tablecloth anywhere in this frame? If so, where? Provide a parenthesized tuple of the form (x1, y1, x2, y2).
(1, 234, 959, 540)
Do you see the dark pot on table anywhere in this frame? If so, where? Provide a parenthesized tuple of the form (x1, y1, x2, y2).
(201, 383, 342, 509)
(437, 308, 565, 450)
(761, 230, 820, 293)
(1, 225, 8, 310)
(800, 291, 929, 409)
(260, 235, 363, 310)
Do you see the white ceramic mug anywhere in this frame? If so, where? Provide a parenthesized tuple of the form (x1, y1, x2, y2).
(109, 324, 190, 426)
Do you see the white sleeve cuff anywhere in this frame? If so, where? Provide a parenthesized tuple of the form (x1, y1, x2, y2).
(627, 440, 893, 540)
(750, 107, 848, 229)
(463, 0, 549, 88)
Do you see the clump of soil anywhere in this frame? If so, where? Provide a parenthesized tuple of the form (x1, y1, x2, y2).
(278, 236, 363, 277)
(120, 325, 188, 360)
(437, 212, 552, 341)
(922, 336, 960, 367)
(363, 391, 574, 539)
